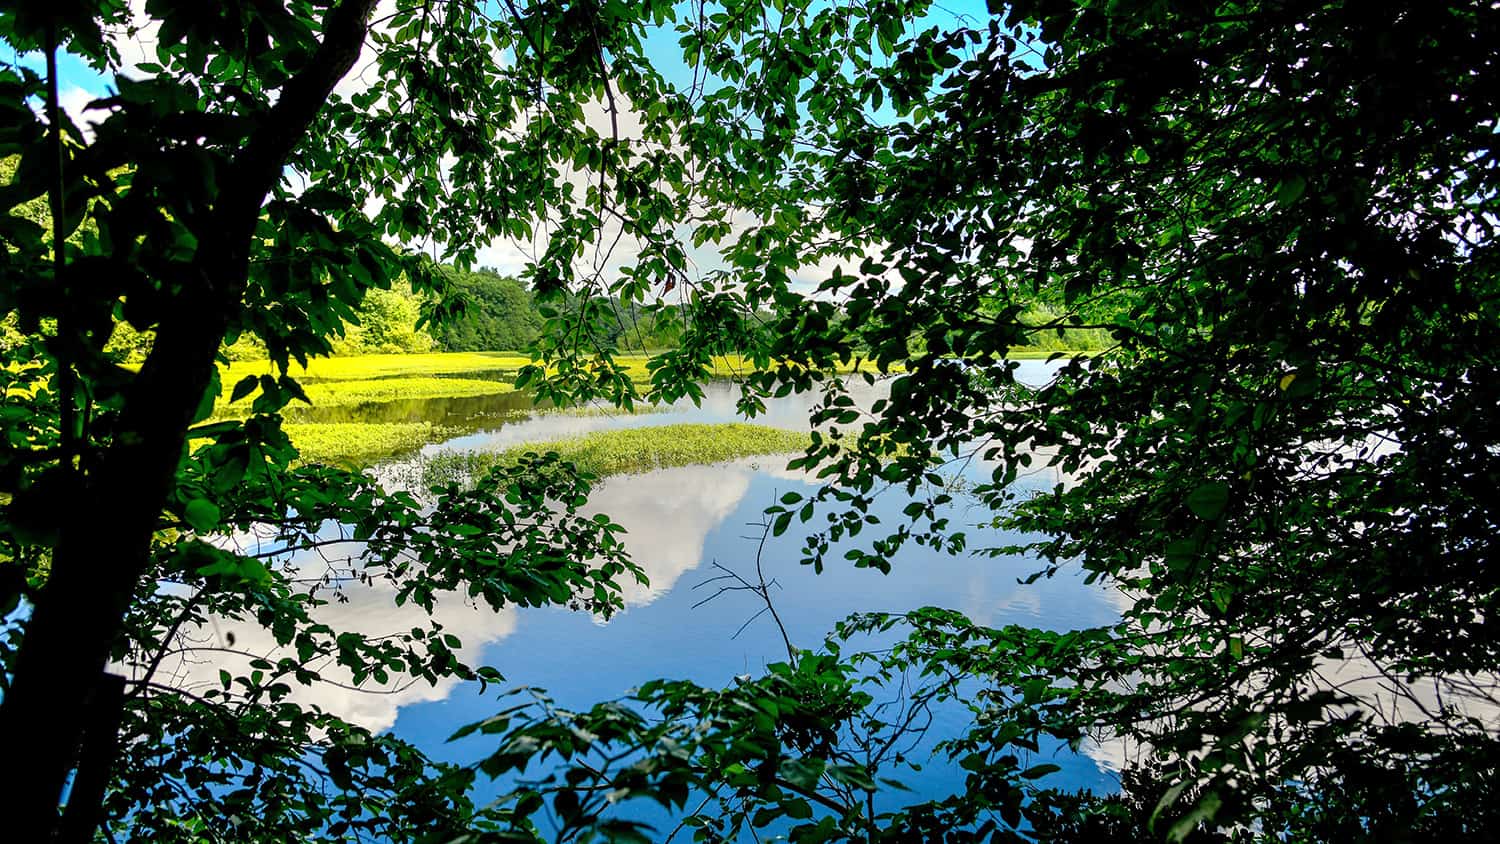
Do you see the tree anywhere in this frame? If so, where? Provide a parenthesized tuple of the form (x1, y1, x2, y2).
(332, 279, 435, 355)
(5, 0, 1499, 841)
(0, 0, 691, 837)
(429, 267, 542, 352)
(500, 0, 1500, 840)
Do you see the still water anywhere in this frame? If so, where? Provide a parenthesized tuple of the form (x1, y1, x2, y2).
(196, 362, 1127, 832)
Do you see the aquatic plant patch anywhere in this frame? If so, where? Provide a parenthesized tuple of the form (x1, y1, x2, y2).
(283, 422, 460, 468)
(219, 377, 515, 415)
(422, 423, 812, 486)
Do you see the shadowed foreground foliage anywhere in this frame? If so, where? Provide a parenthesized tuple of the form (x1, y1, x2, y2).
(2, 0, 1498, 841)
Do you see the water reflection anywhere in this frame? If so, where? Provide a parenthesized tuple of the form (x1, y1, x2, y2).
(391, 451, 1125, 805)
(140, 523, 520, 733)
(153, 358, 1500, 830)
(583, 463, 758, 606)
(164, 359, 1134, 813)
(154, 460, 766, 731)
(289, 389, 537, 426)
(422, 378, 870, 458)
(366, 359, 1068, 468)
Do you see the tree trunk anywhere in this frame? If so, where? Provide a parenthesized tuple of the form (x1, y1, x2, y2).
(0, 302, 232, 837)
(0, 0, 379, 835)
(57, 672, 129, 844)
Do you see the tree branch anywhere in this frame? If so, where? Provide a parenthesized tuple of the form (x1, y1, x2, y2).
(219, 0, 382, 249)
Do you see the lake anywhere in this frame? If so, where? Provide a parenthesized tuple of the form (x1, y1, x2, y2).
(186, 360, 1127, 835)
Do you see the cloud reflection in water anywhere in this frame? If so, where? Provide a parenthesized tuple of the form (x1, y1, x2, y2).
(154, 460, 768, 731)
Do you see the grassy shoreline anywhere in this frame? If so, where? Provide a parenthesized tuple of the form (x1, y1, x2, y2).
(215, 349, 1083, 413)
(219, 351, 531, 384)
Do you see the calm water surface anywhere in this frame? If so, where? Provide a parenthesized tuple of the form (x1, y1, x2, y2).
(191, 361, 1126, 833)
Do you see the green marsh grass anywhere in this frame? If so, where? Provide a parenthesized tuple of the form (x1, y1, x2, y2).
(422, 423, 811, 487)
(202, 351, 916, 468)
(283, 422, 458, 468)
(219, 351, 531, 384)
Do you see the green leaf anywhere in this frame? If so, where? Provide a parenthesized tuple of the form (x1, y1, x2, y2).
(183, 499, 221, 533)
(1276, 174, 1307, 205)
(230, 375, 258, 403)
(1284, 371, 1320, 399)
(1167, 791, 1223, 843)
(778, 757, 825, 790)
(1211, 585, 1234, 613)
(1186, 482, 1229, 520)
(1020, 763, 1061, 780)
(827, 764, 876, 790)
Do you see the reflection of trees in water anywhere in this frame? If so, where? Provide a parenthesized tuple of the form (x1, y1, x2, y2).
(286, 389, 538, 426)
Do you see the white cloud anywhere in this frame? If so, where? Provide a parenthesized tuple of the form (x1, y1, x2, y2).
(584, 463, 754, 607)
(136, 576, 517, 733)
(107, 0, 161, 77)
(58, 85, 103, 140)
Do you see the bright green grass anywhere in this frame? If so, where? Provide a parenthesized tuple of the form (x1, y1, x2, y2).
(220, 351, 532, 384)
(607, 354, 892, 381)
(422, 423, 812, 487)
(305, 376, 513, 406)
(534, 402, 672, 419)
(215, 349, 1068, 419)
(1002, 348, 1101, 360)
(281, 402, 671, 469)
(283, 422, 458, 468)
(213, 352, 890, 418)
(222, 351, 886, 385)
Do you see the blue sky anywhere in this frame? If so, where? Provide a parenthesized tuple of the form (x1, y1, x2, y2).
(4, 47, 103, 92)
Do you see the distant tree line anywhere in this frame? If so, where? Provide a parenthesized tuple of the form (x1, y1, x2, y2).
(296, 265, 687, 357)
(429, 266, 689, 354)
(12, 263, 648, 362)
(430, 266, 543, 352)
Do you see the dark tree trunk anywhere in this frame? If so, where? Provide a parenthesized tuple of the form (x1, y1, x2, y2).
(0, 299, 233, 837)
(0, 0, 379, 836)
(57, 673, 129, 844)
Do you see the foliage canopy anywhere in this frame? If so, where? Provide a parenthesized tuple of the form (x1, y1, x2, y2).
(2, 0, 1498, 841)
